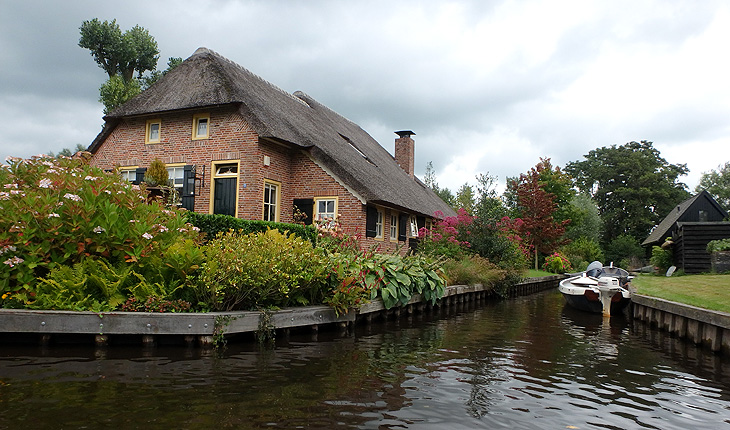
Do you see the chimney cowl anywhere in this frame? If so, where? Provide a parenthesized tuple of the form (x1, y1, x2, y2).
(395, 130, 415, 138)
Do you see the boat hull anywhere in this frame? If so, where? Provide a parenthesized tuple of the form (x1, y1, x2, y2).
(561, 292, 631, 315)
(558, 268, 632, 316)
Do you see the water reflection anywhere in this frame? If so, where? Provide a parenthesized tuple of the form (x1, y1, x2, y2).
(1, 291, 729, 429)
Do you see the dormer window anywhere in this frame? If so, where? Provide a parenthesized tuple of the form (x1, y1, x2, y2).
(145, 119, 161, 144)
(192, 113, 210, 140)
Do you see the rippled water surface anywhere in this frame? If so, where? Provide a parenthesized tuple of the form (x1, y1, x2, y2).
(1, 290, 729, 429)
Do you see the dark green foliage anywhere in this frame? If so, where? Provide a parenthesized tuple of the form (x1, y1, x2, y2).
(604, 234, 644, 269)
(561, 237, 604, 271)
(566, 140, 690, 244)
(650, 246, 673, 273)
(185, 212, 317, 244)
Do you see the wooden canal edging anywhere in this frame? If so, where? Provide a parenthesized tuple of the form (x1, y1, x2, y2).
(632, 294, 730, 355)
(0, 275, 563, 347)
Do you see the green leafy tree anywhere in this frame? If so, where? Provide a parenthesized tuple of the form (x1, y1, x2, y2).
(566, 141, 690, 245)
(48, 144, 87, 158)
(79, 19, 159, 82)
(79, 19, 162, 113)
(455, 183, 475, 214)
(98, 75, 141, 114)
(565, 192, 603, 243)
(695, 161, 730, 211)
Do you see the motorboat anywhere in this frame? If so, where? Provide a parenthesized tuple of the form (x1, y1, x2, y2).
(558, 261, 632, 316)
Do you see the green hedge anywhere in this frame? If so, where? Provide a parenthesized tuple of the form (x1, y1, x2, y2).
(185, 212, 317, 243)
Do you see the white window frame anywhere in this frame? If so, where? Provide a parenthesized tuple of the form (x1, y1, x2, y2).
(119, 167, 137, 182)
(263, 180, 280, 222)
(314, 197, 337, 221)
(390, 212, 398, 240)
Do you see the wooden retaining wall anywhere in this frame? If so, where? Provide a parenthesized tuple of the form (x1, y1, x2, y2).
(632, 294, 730, 354)
(0, 276, 563, 347)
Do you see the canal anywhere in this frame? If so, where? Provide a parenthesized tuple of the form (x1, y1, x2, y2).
(1, 289, 729, 429)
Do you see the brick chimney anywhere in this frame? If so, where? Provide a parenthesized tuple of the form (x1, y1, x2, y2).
(394, 130, 415, 178)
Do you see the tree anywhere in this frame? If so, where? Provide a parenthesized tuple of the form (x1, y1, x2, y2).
(455, 183, 475, 214)
(566, 141, 690, 245)
(696, 161, 730, 211)
(79, 19, 163, 113)
(564, 192, 603, 243)
(141, 57, 183, 90)
(98, 75, 141, 114)
(507, 162, 570, 268)
(79, 19, 159, 83)
(48, 144, 87, 158)
(424, 161, 456, 207)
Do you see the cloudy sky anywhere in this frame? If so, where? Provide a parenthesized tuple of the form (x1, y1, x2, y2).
(2, 0, 729, 193)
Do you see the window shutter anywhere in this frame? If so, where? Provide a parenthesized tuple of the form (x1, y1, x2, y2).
(134, 168, 147, 185)
(181, 165, 196, 211)
(365, 205, 378, 238)
(398, 214, 408, 241)
(293, 199, 314, 225)
(417, 216, 426, 232)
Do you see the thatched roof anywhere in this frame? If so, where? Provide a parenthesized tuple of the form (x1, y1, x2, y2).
(90, 48, 454, 218)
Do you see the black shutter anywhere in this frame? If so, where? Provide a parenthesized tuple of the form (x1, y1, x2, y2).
(293, 199, 314, 225)
(134, 168, 147, 185)
(416, 216, 426, 232)
(398, 214, 408, 241)
(365, 205, 378, 238)
(181, 165, 195, 211)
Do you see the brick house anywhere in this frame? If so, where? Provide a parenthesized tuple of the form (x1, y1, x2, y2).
(88, 48, 455, 252)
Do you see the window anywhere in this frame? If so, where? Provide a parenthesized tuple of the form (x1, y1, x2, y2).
(409, 215, 418, 237)
(209, 160, 240, 217)
(215, 163, 238, 176)
(192, 113, 210, 140)
(390, 212, 398, 240)
(119, 168, 136, 182)
(166, 165, 185, 189)
(314, 197, 337, 221)
(699, 210, 708, 222)
(145, 119, 161, 144)
(263, 180, 280, 222)
(375, 209, 384, 238)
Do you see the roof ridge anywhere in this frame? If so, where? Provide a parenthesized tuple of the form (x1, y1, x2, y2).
(196, 48, 309, 108)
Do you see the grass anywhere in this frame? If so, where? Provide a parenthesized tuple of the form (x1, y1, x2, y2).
(526, 269, 557, 278)
(631, 274, 730, 313)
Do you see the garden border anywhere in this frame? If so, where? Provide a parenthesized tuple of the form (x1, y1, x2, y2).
(0, 276, 564, 347)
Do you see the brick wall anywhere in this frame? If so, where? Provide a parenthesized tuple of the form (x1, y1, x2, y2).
(91, 107, 413, 254)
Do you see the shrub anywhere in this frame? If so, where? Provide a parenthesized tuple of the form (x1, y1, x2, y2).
(185, 212, 317, 244)
(650, 246, 673, 273)
(144, 158, 168, 187)
(707, 238, 730, 253)
(194, 229, 330, 311)
(0, 155, 201, 295)
(441, 255, 505, 288)
(562, 237, 604, 271)
(543, 252, 573, 274)
(417, 208, 474, 259)
(324, 250, 446, 314)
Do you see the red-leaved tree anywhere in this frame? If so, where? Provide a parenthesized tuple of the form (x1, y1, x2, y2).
(507, 164, 570, 269)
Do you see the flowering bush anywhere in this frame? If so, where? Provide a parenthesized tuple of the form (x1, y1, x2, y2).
(315, 215, 360, 254)
(417, 208, 474, 258)
(0, 155, 201, 304)
(543, 252, 573, 273)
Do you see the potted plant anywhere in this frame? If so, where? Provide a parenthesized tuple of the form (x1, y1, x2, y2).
(144, 158, 171, 202)
(707, 238, 730, 273)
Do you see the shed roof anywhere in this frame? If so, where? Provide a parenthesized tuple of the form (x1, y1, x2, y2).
(90, 48, 454, 218)
(642, 190, 728, 246)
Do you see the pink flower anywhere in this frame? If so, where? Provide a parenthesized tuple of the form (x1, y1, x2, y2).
(38, 178, 52, 188)
(63, 193, 81, 202)
(3, 256, 24, 268)
(142, 232, 154, 240)
(47, 213, 60, 218)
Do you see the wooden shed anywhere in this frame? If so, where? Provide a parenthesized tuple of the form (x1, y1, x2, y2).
(673, 222, 730, 273)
